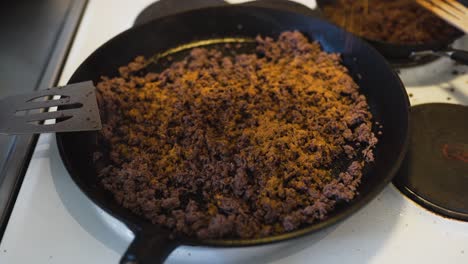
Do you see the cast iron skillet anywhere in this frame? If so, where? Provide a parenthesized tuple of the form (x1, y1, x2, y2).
(316, 0, 468, 64)
(56, 6, 410, 264)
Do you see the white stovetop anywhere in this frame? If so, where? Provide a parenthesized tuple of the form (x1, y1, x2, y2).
(1, 0, 468, 263)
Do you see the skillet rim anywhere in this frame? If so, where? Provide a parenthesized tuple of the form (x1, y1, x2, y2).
(56, 5, 410, 247)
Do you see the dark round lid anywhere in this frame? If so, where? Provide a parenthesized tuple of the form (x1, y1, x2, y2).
(394, 103, 468, 220)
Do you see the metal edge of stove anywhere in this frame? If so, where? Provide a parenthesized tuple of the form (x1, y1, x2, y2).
(0, 0, 88, 241)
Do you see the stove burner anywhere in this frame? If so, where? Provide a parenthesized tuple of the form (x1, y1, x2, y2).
(134, 0, 226, 26)
(393, 103, 468, 220)
(133, 0, 320, 27)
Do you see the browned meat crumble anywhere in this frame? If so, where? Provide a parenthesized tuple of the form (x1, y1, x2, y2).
(94, 31, 378, 239)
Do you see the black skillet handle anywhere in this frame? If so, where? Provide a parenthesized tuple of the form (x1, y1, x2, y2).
(120, 229, 179, 264)
(448, 49, 468, 65)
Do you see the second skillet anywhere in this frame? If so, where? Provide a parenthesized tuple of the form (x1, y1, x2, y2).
(56, 6, 409, 264)
(316, 0, 468, 64)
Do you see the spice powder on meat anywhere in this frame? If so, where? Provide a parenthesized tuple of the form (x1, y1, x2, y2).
(95, 31, 378, 239)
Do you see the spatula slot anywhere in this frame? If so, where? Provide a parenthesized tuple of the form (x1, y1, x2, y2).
(26, 95, 70, 102)
(27, 116, 73, 126)
(14, 102, 83, 116)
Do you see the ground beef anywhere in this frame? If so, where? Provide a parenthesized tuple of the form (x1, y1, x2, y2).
(323, 0, 460, 44)
(94, 31, 378, 239)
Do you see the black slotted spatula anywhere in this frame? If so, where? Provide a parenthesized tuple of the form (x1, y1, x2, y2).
(0, 81, 101, 134)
